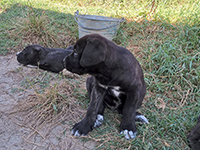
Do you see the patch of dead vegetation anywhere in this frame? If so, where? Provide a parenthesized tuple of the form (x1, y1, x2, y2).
(10, 74, 86, 136)
(127, 40, 144, 59)
(9, 8, 76, 53)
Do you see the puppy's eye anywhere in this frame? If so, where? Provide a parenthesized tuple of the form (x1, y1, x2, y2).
(73, 49, 78, 56)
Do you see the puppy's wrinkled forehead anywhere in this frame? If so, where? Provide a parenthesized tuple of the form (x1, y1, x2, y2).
(20, 47, 32, 55)
(74, 37, 88, 53)
(74, 34, 106, 53)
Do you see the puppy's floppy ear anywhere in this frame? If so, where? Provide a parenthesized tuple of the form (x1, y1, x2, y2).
(33, 45, 43, 54)
(80, 38, 106, 67)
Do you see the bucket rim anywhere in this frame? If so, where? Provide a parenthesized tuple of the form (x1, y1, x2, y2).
(74, 10, 125, 31)
(77, 14, 120, 22)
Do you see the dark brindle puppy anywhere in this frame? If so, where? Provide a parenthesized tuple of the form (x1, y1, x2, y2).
(187, 116, 200, 150)
(17, 44, 73, 73)
(63, 34, 148, 139)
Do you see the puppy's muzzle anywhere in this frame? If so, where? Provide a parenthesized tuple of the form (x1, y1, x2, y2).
(16, 51, 21, 56)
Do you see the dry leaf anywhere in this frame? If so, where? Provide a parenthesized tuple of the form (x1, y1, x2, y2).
(155, 97, 166, 111)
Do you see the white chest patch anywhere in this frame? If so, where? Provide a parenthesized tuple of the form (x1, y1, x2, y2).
(98, 83, 125, 110)
(98, 83, 124, 98)
(111, 89, 121, 97)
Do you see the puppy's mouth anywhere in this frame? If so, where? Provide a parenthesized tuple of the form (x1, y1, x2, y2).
(64, 62, 85, 75)
(19, 61, 30, 66)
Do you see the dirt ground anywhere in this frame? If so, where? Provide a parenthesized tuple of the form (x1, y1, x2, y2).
(0, 54, 96, 150)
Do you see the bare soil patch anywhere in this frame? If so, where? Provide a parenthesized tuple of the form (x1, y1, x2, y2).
(0, 54, 96, 150)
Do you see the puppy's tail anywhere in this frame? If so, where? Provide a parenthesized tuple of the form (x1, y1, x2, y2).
(135, 112, 149, 124)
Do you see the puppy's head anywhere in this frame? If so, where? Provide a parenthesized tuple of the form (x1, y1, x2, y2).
(64, 34, 106, 75)
(16, 45, 43, 66)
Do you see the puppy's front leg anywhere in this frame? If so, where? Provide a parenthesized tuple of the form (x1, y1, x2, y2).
(71, 85, 105, 137)
(120, 91, 138, 140)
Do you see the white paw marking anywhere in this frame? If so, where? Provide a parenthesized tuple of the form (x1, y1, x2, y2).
(120, 130, 137, 140)
(135, 115, 149, 124)
(74, 130, 81, 137)
(71, 129, 78, 136)
(94, 114, 104, 128)
(71, 129, 75, 135)
(71, 129, 84, 137)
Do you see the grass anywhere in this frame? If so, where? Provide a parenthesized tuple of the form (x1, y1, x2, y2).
(1, 0, 200, 149)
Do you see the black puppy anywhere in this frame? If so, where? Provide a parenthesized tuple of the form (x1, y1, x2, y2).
(64, 34, 148, 139)
(17, 44, 73, 73)
(187, 116, 200, 150)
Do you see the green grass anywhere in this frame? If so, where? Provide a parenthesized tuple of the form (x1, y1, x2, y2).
(1, 0, 200, 149)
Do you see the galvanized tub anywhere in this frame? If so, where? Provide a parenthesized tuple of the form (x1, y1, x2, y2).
(74, 10, 124, 40)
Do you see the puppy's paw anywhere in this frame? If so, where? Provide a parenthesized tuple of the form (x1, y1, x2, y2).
(135, 114, 149, 124)
(120, 122, 137, 139)
(71, 129, 82, 137)
(120, 130, 137, 140)
(94, 114, 104, 128)
(71, 119, 93, 137)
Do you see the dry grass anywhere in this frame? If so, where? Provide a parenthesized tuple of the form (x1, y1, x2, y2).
(1, 0, 199, 149)
(11, 7, 76, 50)
(11, 74, 85, 136)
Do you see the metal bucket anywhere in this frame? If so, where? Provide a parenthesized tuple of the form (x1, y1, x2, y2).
(74, 10, 124, 40)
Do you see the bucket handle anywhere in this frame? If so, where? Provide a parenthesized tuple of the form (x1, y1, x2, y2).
(74, 10, 124, 31)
